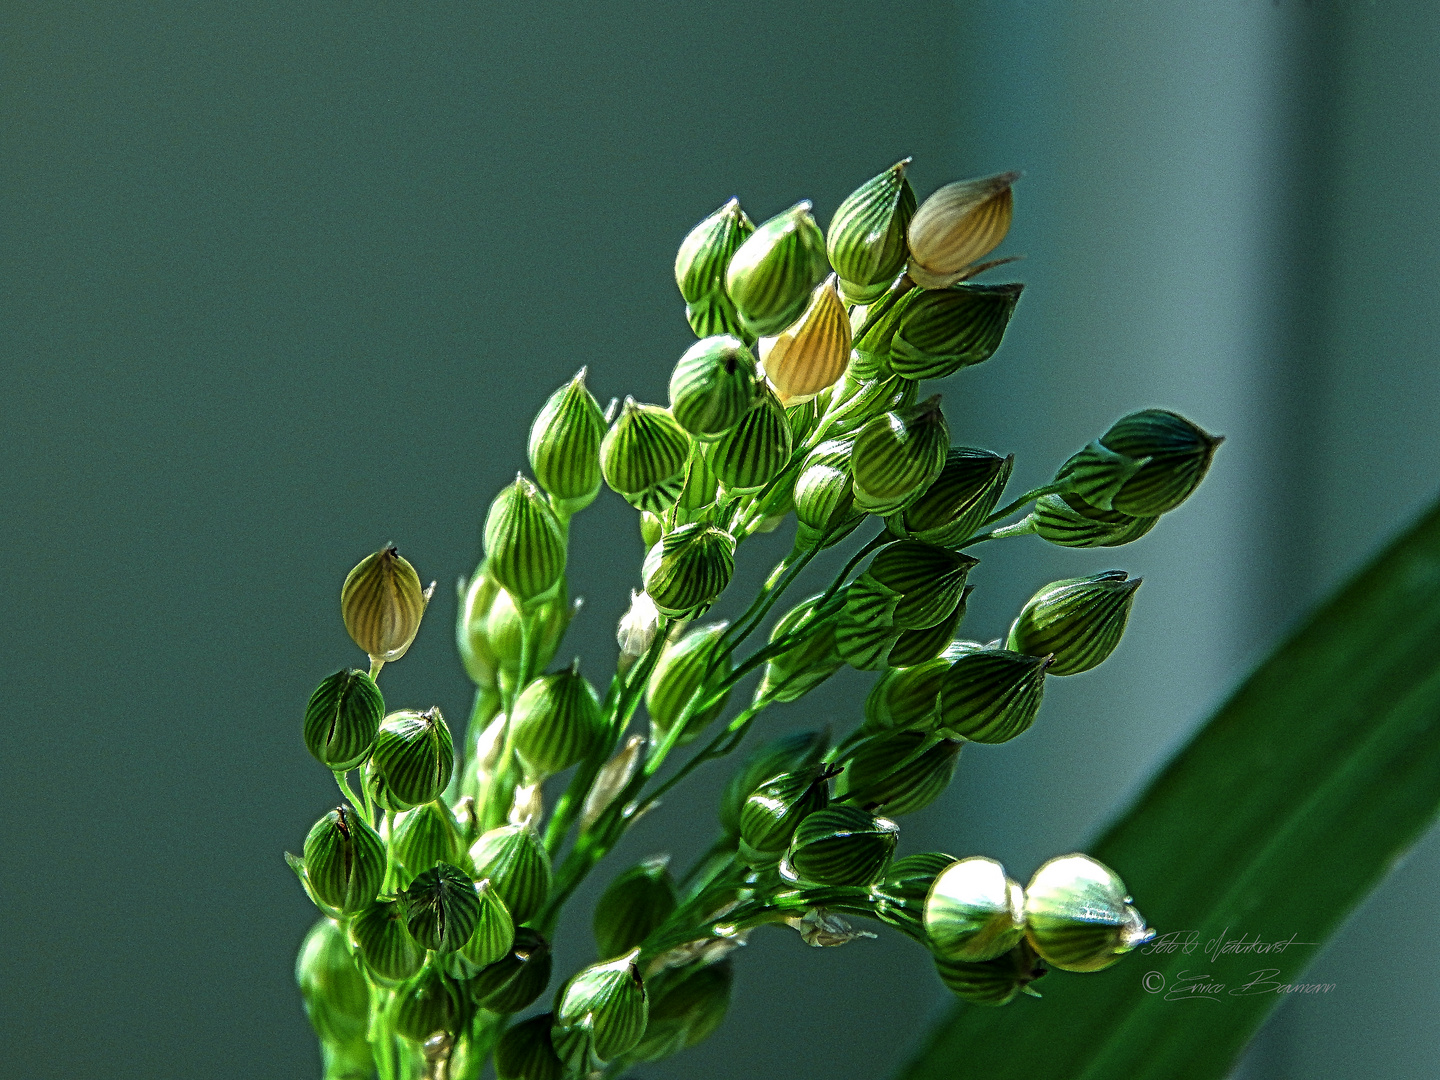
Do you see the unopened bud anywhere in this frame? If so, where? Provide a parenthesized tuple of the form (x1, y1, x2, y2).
(391, 800, 464, 881)
(391, 962, 458, 1042)
(836, 541, 976, 670)
(1030, 492, 1158, 548)
(1023, 854, 1153, 971)
(296, 918, 369, 1046)
(707, 382, 792, 492)
(725, 201, 830, 338)
(348, 898, 425, 985)
(646, 622, 731, 746)
(889, 283, 1023, 381)
(593, 855, 679, 959)
(402, 862, 481, 953)
(756, 595, 844, 704)
(484, 476, 568, 604)
(495, 1013, 565, 1080)
(759, 275, 851, 406)
(553, 951, 649, 1063)
(601, 398, 692, 512)
(511, 661, 605, 779)
(828, 159, 917, 304)
(1056, 409, 1222, 517)
(938, 643, 1049, 744)
(676, 198, 755, 340)
(528, 368, 607, 515)
(642, 523, 736, 618)
(629, 961, 733, 1063)
(886, 585, 972, 668)
(368, 708, 455, 811)
(303, 804, 386, 915)
(469, 824, 552, 926)
(1008, 570, 1140, 675)
(837, 731, 961, 816)
(850, 396, 950, 515)
(303, 668, 383, 771)
(924, 856, 1026, 961)
(341, 545, 433, 664)
(669, 336, 759, 440)
(784, 805, 897, 887)
(454, 878, 516, 973)
(907, 172, 1018, 289)
(891, 447, 1012, 547)
(792, 437, 865, 550)
(472, 927, 553, 1013)
(934, 939, 1046, 1007)
(719, 728, 828, 836)
(740, 765, 833, 865)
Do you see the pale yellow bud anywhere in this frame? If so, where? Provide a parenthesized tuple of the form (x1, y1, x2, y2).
(906, 172, 1019, 289)
(758, 275, 851, 406)
(508, 781, 544, 829)
(581, 734, 645, 831)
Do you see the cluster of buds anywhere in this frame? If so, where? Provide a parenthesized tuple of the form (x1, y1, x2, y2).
(289, 156, 1216, 1080)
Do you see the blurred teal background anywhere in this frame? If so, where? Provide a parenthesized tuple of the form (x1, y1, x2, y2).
(4, 2, 1438, 1078)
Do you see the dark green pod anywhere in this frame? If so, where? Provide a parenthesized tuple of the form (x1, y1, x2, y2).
(793, 437, 865, 550)
(707, 382, 792, 492)
(837, 732, 961, 815)
(628, 961, 733, 1063)
(369, 708, 454, 811)
(850, 396, 950, 515)
(866, 540, 976, 630)
(402, 862, 482, 953)
(601, 398, 692, 498)
(892, 447, 1013, 547)
(456, 878, 515, 972)
(718, 728, 829, 837)
(296, 917, 370, 1045)
(645, 621, 731, 746)
(341, 545, 430, 664)
(886, 586, 971, 668)
(349, 898, 425, 985)
(827, 159, 917, 304)
(593, 855, 679, 960)
(470, 927, 552, 1013)
(391, 800, 465, 880)
(862, 651, 953, 733)
(1023, 854, 1152, 972)
(669, 336, 759, 440)
(642, 523, 736, 618)
(676, 198, 755, 339)
(924, 856, 1026, 961)
(1008, 570, 1140, 675)
(392, 963, 459, 1042)
(834, 576, 906, 671)
(496, 1013, 566, 1080)
(1057, 409, 1222, 517)
(528, 369, 607, 513)
(935, 939, 1046, 1007)
(512, 662, 605, 778)
(1030, 492, 1158, 548)
(303, 668, 383, 771)
(302, 804, 386, 915)
(880, 852, 957, 911)
(889, 283, 1023, 381)
(739, 766, 833, 862)
(553, 951, 649, 1063)
(725, 201, 830, 338)
(938, 644, 1049, 743)
(785, 804, 898, 887)
(469, 825, 551, 926)
(756, 595, 844, 704)
(484, 476, 568, 603)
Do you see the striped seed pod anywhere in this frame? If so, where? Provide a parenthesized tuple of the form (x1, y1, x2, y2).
(341, 545, 433, 664)
(645, 622, 731, 746)
(349, 899, 425, 985)
(528, 368, 607, 514)
(593, 855, 679, 960)
(849, 283, 919, 380)
(784, 804, 898, 887)
(553, 951, 649, 1063)
(937, 643, 1049, 744)
(886, 586, 972, 668)
(402, 862, 482, 953)
(793, 437, 865, 551)
(1023, 854, 1153, 972)
(756, 594, 844, 704)
(837, 731, 962, 816)
(759, 275, 851, 406)
(1008, 570, 1141, 675)
(368, 708, 454, 811)
(469, 824, 551, 926)
(392, 963, 459, 1042)
(875, 851, 957, 934)
(827, 159, 917, 305)
(719, 728, 829, 836)
(725, 201, 830, 338)
(495, 1013, 566, 1080)
(1029, 492, 1158, 548)
(891, 447, 1013, 547)
(924, 856, 1026, 962)
(642, 523, 736, 618)
(739, 765, 834, 865)
(850, 396, 950, 515)
(669, 336, 759, 441)
(866, 540, 976, 630)
(455, 878, 516, 972)
(676, 198, 755, 340)
(391, 800, 465, 881)
(629, 960, 733, 1063)
(906, 172, 1018, 289)
(706, 381, 792, 492)
(511, 661, 605, 778)
(601, 398, 692, 503)
(889, 283, 1023, 381)
(303, 668, 383, 771)
(1057, 409, 1222, 517)
(302, 804, 386, 915)
(471, 927, 552, 1013)
(934, 939, 1046, 1007)
(296, 918, 370, 1045)
(786, 398, 822, 446)
(484, 476, 567, 604)
(862, 649, 954, 733)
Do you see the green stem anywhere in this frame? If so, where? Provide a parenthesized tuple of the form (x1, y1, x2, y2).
(975, 482, 1065, 531)
(960, 516, 1037, 548)
(333, 770, 368, 825)
(711, 545, 818, 675)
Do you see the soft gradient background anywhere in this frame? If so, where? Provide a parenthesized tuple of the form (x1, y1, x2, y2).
(4, 2, 1438, 1078)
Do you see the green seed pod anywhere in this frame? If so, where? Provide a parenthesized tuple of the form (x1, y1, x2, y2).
(528, 368, 607, 514)
(725, 200, 830, 338)
(934, 939, 1046, 1007)
(870, 851, 955, 937)
(642, 523, 736, 618)
(455, 878, 516, 972)
(470, 927, 553, 1013)
(1007, 571, 1141, 676)
(341, 545, 432, 664)
(891, 447, 1013, 547)
(349, 899, 425, 985)
(391, 800, 465, 880)
(512, 661, 605, 778)
(863, 650, 954, 733)
(369, 708, 454, 811)
(924, 856, 1026, 961)
(676, 198, 755, 340)
(719, 728, 829, 836)
(756, 595, 844, 704)
(828, 159, 918, 304)
(303, 805, 386, 915)
(402, 862, 482, 953)
(793, 437, 866, 550)
(469, 824, 551, 926)
(1057, 409, 1222, 517)
(303, 668, 384, 771)
(866, 540, 976, 630)
(593, 855, 679, 960)
(785, 805, 898, 887)
(645, 622, 731, 746)
(553, 951, 649, 1063)
(886, 586, 971, 668)
(707, 382, 792, 492)
(669, 336, 759, 440)
(296, 917, 370, 1045)
(907, 172, 1018, 289)
(739, 766, 834, 863)
(837, 732, 962, 816)
(889, 283, 1023, 381)
(392, 963, 459, 1042)
(601, 398, 692, 500)
(1030, 492, 1158, 548)
(484, 476, 568, 604)
(1023, 854, 1153, 972)
(938, 644, 1050, 743)
(759, 275, 851, 406)
(849, 283, 919, 380)
(495, 1013, 565, 1080)
(629, 961, 733, 1063)
(850, 396, 950, 515)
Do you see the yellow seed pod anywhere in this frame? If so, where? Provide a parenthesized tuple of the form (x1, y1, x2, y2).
(759, 275, 852, 406)
(907, 173, 1018, 289)
(341, 545, 434, 665)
